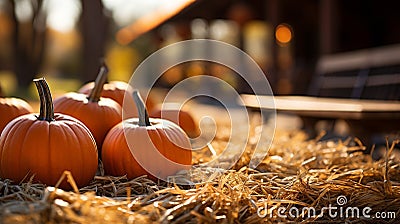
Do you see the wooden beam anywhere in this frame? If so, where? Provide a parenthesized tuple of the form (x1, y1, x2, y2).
(319, 0, 338, 54)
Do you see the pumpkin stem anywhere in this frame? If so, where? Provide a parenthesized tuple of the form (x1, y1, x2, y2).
(0, 82, 3, 97)
(88, 62, 109, 102)
(132, 91, 150, 126)
(34, 78, 54, 122)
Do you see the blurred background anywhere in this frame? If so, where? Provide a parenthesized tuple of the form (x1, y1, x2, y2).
(0, 0, 399, 100)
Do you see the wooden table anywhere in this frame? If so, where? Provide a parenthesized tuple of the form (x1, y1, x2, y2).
(240, 94, 400, 146)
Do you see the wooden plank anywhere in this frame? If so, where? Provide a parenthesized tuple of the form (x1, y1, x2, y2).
(240, 94, 400, 120)
(317, 44, 400, 73)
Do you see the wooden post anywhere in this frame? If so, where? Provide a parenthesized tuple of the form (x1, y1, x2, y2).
(319, 0, 338, 55)
(265, 0, 279, 90)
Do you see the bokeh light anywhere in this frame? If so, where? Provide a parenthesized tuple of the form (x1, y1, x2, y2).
(275, 23, 293, 45)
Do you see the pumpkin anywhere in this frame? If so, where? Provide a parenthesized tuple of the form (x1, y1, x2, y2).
(149, 103, 199, 138)
(102, 91, 192, 180)
(0, 84, 33, 133)
(0, 78, 98, 189)
(78, 79, 155, 118)
(53, 64, 122, 152)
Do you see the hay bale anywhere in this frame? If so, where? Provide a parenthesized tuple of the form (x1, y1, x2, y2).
(1, 123, 399, 223)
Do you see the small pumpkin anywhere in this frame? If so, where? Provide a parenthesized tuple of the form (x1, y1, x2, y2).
(53, 64, 122, 151)
(0, 84, 33, 133)
(78, 79, 155, 118)
(102, 91, 192, 180)
(149, 103, 199, 138)
(0, 78, 98, 189)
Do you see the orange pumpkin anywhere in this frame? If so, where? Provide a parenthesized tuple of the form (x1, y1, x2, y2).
(0, 78, 98, 189)
(53, 64, 122, 151)
(102, 91, 192, 180)
(149, 104, 199, 138)
(79, 80, 155, 118)
(0, 84, 33, 133)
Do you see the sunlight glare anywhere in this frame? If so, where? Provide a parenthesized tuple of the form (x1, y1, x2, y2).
(15, 0, 33, 22)
(46, 0, 81, 33)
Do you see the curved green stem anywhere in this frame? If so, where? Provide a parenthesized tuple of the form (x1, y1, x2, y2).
(88, 62, 109, 102)
(33, 78, 54, 122)
(132, 91, 150, 126)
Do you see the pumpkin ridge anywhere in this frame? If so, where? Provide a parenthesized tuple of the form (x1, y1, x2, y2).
(12, 121, 38, 183)
(102, 129, 113, 174)
(165, 125, 191, 165)
(55, 122, 76, 182)
(104, 128, 116, 175)
(95, 104, 120, 145)
(68, 123, 90, 184)
(18, 120, 41, 181)
(1, 115, 28, 139)
(103, 124, 124, 176)
(55, 99, 86, 130)
(0, 118, 28, 177)
(164, 124, 180, 147)
(114, 128, 127, 175)
(75, 119, 97, 151)
(156, 129, 171, 175)
(34, 122, 54, 183)
(125, 127, 138, 175)
(130, 126, 149, 177)
(47, 121, 54, 182)
(3, 118, 28, 143)
(167, 128, 192, 165)
(149, 127, 170, 176)
(118, 129, 130, 177)
(55, 119, 95, 186)
(62, 94, 85, 111)
(0, 99, 33, 132)
(164, 123, 189, 149)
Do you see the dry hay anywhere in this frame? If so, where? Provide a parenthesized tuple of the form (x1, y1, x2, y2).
(1, 119, 400, 223)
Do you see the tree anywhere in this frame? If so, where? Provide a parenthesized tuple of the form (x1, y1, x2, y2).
(7, 0, 47, 92)
(3, 0, 110, 93)
(79, 0, 109, 83)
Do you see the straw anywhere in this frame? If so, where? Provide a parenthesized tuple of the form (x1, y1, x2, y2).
(1, 120, 399, 223)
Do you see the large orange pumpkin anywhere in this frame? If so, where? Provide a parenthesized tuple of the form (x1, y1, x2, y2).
(0, 78, 98, 189)
(0, 84, 33, 133)
(149, 104, 199, 138)
(102, 91, 192, 180)
(78, 80, 155, 118)
(53, 64, 122, 151)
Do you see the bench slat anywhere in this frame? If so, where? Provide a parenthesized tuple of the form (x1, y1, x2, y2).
(240, 94, 400, 120)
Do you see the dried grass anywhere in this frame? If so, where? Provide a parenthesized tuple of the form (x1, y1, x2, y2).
(1, 116, 400, 223)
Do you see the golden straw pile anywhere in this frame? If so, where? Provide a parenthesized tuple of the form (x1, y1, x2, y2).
(1, 118, 400, 223)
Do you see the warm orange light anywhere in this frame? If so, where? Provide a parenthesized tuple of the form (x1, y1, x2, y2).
(275, 24, 292, 45)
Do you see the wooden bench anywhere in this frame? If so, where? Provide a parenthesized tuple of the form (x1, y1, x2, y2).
(240, 44, 400, 146)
